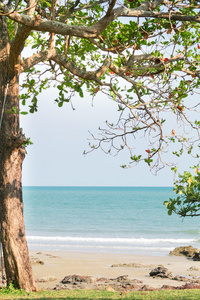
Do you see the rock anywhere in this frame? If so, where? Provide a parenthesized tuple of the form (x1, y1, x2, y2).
(30, 257, 44, 265)
(116, 275, 129, 282)
(161, 285, 174, 290)
(53, 284, 69, 291)
(106, 286, 115, 292)
(45, 254, 59, 258)
(149, 266, 173, 279)
(192, 252, 200, 261)
(50, 273, 200, 292)
(96, 277, 109, 282)
(61, 275, 94, 284)
(36, 276, 57, 282)
(140, 285, 156, 291)
(111, 262, 156, 269)
(174, 276, 189, 282)
(96, 277, 112, 284)
(57, 275, 144, 292)
(169, 246, 200, 259)
(132, 279, 143, 284)
(179, 283, 200, 290)
(188, 266, 200, 271)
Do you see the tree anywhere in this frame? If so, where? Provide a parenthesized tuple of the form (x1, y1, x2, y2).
(0, 0, 199, 291)
(164, 165, 200, 217)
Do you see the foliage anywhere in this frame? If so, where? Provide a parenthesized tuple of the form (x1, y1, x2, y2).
(164, 165, 200, 217)
(0, 283, 25, 295)
(1, 287, 200, 300)
(0, 0, 199, 173)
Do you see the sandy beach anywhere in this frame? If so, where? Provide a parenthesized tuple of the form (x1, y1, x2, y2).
(30, 250, 200, 290)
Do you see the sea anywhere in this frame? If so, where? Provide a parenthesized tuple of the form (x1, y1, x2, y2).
(23, 186, 200, 256)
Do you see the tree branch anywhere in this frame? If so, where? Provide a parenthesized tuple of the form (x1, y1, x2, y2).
(52, 54, 111, 81)
(8, 0, 37, 77)
(22, 48, 57, 72)
(114, 7, 200, 23)
(2, 1, 199, 39)
(60, 0, 108, 22)
(106, 0, 116, 16)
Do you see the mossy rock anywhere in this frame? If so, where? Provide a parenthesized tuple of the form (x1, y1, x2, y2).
(169, 246, 200, 260)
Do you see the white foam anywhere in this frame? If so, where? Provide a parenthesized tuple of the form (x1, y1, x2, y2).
(26, 236, 199, 244)
(28, 243, 173, 251)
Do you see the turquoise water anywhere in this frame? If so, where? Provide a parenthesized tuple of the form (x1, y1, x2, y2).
(23, 186, 200, 256)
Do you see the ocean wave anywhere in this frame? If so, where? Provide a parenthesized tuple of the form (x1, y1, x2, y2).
(28, 243, 173, 251)
(26, 236, 199, 244)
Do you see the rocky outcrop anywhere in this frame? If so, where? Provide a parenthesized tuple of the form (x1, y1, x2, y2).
(55, 275, 144, 292)
(30, 256, 44, 265)
(52, 272, 200, 292)
(176, 283, 200, 290)
(149, 266, 200, 284)
(161, 283, 200, 290)
(149, 266, 173, 279)
(188, 265, 200, 271)
(61, 275, 94, 284)
(111, 262, 156, 268)
(169, 246, 200, 260)
(192, 252, 200, 261)
(36, 276, 57, 283)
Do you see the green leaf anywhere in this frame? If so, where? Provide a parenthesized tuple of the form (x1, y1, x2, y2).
(58, 102, 63, 107)
(20, 111, 28, 115)
(79, 88, 84, 98)
(144, 158, 153, 165)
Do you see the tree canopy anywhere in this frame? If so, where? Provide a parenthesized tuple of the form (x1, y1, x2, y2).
(1, 0, 199, 171)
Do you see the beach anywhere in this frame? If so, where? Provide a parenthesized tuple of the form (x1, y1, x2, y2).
(30, 250, 200, 290)
(22, 187, 200, 291)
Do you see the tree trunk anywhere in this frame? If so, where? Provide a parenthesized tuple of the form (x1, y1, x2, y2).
(0, 16, 36, 291)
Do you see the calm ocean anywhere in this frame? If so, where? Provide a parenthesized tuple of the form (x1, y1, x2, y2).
(23, 186, 200, 256)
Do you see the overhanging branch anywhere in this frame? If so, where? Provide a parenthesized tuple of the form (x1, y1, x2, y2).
(22, 48, 57, 72)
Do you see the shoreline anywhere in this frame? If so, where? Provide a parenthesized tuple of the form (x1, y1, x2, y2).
(26, 236, 200, 258)
(30, 250, 200, 290)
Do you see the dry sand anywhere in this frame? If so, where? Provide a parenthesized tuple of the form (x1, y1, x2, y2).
(30, 250, 200, 290)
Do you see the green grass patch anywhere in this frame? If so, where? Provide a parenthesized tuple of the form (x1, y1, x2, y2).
(1, 287, 200, 300)
(0, 285, 200, 300)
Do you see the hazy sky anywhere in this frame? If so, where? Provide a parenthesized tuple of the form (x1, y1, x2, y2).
(20, 87, 196, 187)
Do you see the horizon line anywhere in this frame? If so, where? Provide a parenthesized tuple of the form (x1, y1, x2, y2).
(22, 185, 173, 188)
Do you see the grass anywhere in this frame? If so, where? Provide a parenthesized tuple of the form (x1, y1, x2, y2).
(1, 287, 200, 300)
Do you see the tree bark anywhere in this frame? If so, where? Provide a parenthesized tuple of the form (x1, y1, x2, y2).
(0, 16, 36, 291)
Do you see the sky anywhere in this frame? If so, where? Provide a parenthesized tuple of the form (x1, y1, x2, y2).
(20, 87, 197, 187)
